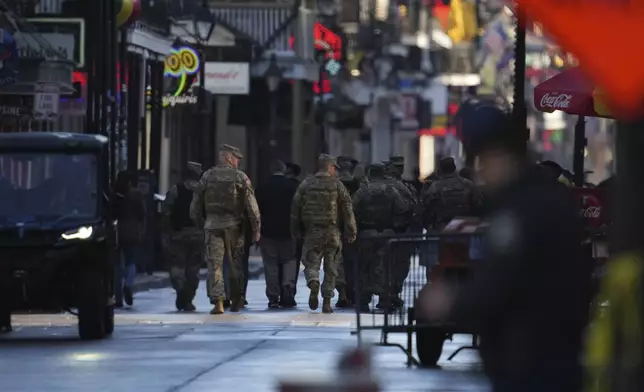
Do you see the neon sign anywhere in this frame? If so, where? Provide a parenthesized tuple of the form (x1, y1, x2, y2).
(163, 46, 199, 107)
(289, 23, 343, 94)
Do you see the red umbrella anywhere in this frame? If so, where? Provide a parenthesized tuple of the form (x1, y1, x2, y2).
(533, 67, 613, 119)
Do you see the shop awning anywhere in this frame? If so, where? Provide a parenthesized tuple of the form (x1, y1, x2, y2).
(533, 67, 613, 118)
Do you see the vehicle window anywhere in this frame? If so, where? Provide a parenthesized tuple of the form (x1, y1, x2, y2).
(0, 153, 97, 223)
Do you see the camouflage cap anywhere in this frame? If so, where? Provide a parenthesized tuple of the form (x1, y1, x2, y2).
(186, 161, 202, 175)
(389, 154, 404, 166)
(219, 144, 243, 159)
(319, 154, 340, 169)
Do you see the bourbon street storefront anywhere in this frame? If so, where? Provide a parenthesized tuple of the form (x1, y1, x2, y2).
(0, 28, 74, 132)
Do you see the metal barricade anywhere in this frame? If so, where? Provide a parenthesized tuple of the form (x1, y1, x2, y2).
(352, 231, 483, 368)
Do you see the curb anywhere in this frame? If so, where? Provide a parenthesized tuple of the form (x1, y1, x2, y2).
(131, 267, 265, 293)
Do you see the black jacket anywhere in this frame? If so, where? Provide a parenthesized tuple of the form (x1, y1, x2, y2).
(452, 165, 591, 391)
(256, 174, 299, 239)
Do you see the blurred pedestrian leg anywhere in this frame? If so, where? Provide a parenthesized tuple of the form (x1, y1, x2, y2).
(115, 245, 137, 307)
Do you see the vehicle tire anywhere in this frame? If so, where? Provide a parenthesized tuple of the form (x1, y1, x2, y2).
(416, 327, 445, 367)
(78, 267, 107, 340)
(104, 305, 115, 335)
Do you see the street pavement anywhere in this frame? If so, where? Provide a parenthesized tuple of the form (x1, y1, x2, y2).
(0, 271, 488, 392)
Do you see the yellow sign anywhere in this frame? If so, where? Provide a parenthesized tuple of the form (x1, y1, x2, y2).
(163, 46, 200, 107)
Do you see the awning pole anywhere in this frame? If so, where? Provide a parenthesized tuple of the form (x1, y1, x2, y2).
(573, 115, 586, 186)
(512, 0, 528, 151)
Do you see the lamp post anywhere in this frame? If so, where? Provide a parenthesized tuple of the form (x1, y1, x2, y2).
(193, 2, 215, 166)
(264, 54, 283, 163)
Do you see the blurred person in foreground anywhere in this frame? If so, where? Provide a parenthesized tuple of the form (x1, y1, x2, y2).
(256, 160, 299, 308)
(335, 156, 361, 308)
(418, 101, 592, 392)
(112, 170, 145, 308)
(190, 144, 261, 314)
(290, 154, 357, 313)
(284, 162, 303, 296)
(162, 162, 203, 311)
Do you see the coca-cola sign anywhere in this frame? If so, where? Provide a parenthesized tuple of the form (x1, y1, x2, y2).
(572, 188, 607, 229)
(540, 93, 573, 110)
(581, 206, 601, 219)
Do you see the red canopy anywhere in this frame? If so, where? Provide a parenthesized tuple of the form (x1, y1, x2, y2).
(533, 67, 612, 119)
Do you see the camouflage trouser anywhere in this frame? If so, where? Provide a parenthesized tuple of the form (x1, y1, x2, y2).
(204, 225, 245, 302)
(356, 229, 392, 302)
(302, 228, 342, 298)
(166, 228, 203, 301)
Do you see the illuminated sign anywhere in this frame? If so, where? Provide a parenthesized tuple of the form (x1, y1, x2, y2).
(163, 45, 199, 107)
(289, 23, 343, 94)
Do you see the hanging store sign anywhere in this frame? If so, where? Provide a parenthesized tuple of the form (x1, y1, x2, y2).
(204, 62, 249, 95)
(25, 18, 86, 67)
(14, 32, 75, 64)
(163, 45, 199, 107)
(33, 83, 59, 121)
(0, 29, 19, 88)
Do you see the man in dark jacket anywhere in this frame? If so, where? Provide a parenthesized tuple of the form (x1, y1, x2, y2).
(257, 160, 300, 307)
(420, 101, 592, 391)
(284, 162, 303, 296)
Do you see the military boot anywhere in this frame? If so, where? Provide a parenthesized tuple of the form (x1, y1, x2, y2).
(175, 291, 186, 311)
(230, 297, 245, 312)
(335, 285, 350, 308)
(308, 281, 320, 310)
(210, 299, 224, 315)
(322, 298, 334, 314)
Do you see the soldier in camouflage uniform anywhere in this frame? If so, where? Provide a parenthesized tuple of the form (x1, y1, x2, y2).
(389, 154, 420, 201)
(382, 157, 418, 308)
(162, 161, 203, 311)
(190, 144, 261, 314)
(335, 156, 361, 308)
(290, 154, 357, 313)
(353, 163, 409, 312)
(419, 157, 481, 230)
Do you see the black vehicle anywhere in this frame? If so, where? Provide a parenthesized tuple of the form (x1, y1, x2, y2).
(0, 132, 115, 340)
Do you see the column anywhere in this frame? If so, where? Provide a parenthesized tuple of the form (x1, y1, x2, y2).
(291, 79, 304, 167)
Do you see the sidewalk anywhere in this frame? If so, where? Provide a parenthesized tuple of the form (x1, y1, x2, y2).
(131, 256, 264, 293)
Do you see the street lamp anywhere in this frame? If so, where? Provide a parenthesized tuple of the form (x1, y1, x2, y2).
(264, 54, 283, 162)
(192, 3, 215, 166)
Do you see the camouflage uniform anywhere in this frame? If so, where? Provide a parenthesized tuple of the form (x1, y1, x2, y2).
(382, 157, 418, 304)
(162, 161, 203, 311)
(420, 172, 482, 229)
(335, 157, 361, 307)
(353, 163, 409, 310)
(290, 154, 357, 313)
(190, 144, 260, 313)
